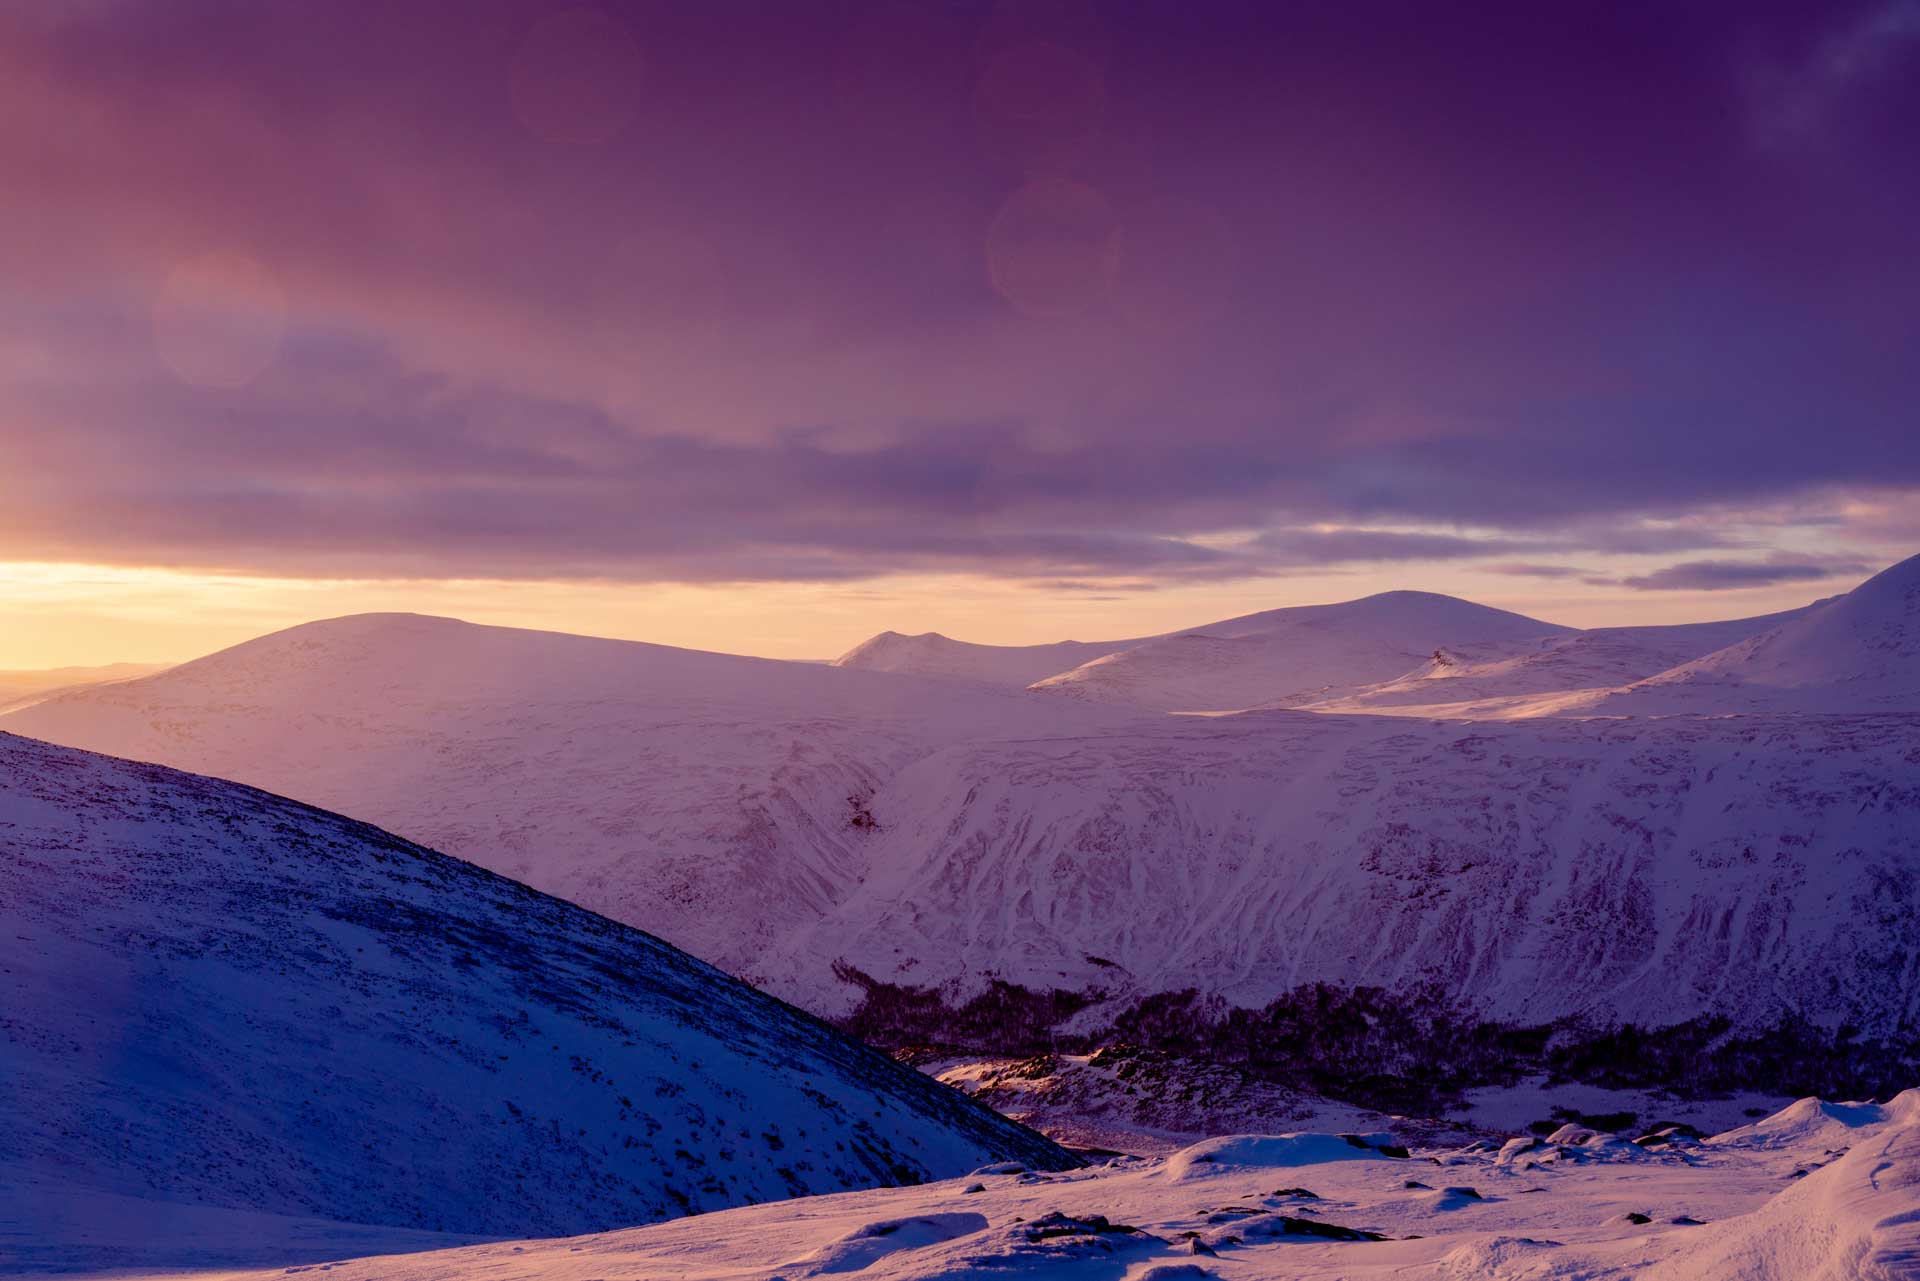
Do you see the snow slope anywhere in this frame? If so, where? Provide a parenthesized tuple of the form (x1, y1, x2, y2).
(1648, 1090, 1920, 1280)
(0, 614, 1139, 973)
(833, 630, 1140, 687)
(6, 567, 1918, 1040)
(1572, 552, 1920, 715)
(1027, 592, 1573, 712)
(1300, 606, 1817, 715)
(0, 732, 1075, 1245)
(43, 1092, 1918, 1280)
(768, 710, 1920, 1033)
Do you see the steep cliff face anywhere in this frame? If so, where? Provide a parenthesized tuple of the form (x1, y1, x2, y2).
(768, 711, 1920, 1038)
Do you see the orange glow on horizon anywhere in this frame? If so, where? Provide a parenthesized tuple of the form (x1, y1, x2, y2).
(0, 559, 1874, 672)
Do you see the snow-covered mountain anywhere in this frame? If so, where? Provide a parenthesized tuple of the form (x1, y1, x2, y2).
(1026, 592, 1574, 712)
(1573, 552, 1920, 715)
(767, 709, 1920, 1035)
(7, 562, 1918, 1050)
(0, 614, 1139, 973)
(1334, 555, 1920, 720)
(1300, 606, 1818, 716)
(0, 732, 1075, 1243)
(837, 591, 1573, 708)
(832, 630, 1141, 687)
(0, 660, 169, 715)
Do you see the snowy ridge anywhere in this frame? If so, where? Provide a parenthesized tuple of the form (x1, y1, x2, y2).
(1299, 606, 1817, 716)
(1578, 552, 1920, 715)
(0, 661, 170, 716)
(1026, 591, 1573, 712)
(0, 732, 1075, 1244)
(832, 630, 1139, 687)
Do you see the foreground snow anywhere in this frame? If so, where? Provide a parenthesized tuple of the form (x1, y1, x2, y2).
(24, 1093, 1916, 1280)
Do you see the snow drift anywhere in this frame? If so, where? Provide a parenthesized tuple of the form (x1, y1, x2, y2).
(1646, 1090, 1920, 1281)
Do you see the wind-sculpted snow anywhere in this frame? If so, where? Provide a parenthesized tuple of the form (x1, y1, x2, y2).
(1643, 1091, 1920, 1281)
(769, 711, 1920, 1035)
(0, 732, 1076, 1243)
(0, 614, 1139, 973)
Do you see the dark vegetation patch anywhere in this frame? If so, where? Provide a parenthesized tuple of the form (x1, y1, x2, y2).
(833, 963, 1096, 1052)
(832, 969, 1920, 1116)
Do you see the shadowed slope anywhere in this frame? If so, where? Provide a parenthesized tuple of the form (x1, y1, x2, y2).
(0, 732, 1076, 1241)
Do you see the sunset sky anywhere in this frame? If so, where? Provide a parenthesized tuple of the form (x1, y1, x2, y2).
(5, 0, 1918, 667)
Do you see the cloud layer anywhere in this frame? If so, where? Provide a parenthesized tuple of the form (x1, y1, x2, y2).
(3, 1, 1916, 589)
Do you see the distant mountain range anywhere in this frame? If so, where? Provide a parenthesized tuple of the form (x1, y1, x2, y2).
(7, 555, 1918, 1046)
(0, 660, 169, 715)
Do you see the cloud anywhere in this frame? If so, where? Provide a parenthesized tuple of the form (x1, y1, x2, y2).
(1607, 555, 1876, 591)
(1485, 563, 1599, 579)
(1749, 1, 1920, 145)
(1246, 528, 1551, 564)
(1, 2, 1917, 590)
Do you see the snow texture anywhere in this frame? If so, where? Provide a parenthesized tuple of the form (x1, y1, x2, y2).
(7, 557, 1920, 1038)
(0, 733, 1075, 1247)
(28, 1092, 1916, 1279)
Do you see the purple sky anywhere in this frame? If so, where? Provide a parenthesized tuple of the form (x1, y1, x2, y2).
(3, 0, 1918, 653)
